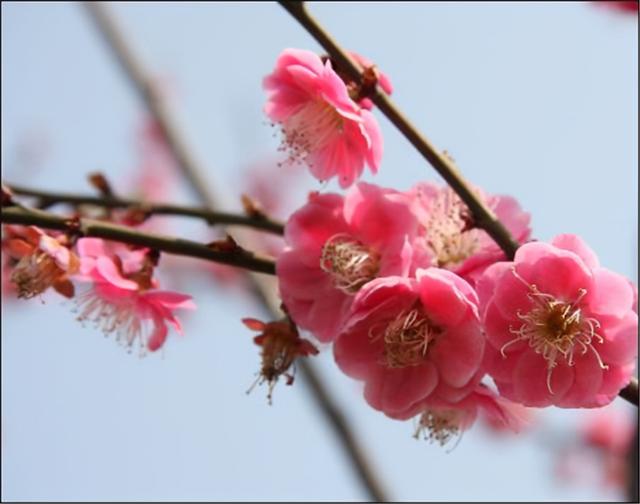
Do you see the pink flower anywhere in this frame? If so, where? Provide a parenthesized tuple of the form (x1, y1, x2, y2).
(411, 384, 527, 446)
(263, 48, 383, 188)
(74, 238, 195, 355)
(409, 182, 531, 286)
(478, 234, 638, 408)
(333, 268, 485, 417)
(277, 182, 422, 343)
(2, 225, 79, 299)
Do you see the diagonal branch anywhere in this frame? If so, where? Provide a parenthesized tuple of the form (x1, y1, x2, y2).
(83, 2, 390, 500)
(5, 182, 285, 235)
(278, 1, 638, 410)
(1, 205, 276, 275)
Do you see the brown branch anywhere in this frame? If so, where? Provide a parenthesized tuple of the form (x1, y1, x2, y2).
(619, 377, 639, 405)
(277, 1, 638, 410)
(5, 182, 285, 235)
(83, 2, 390, 501)
(1, 205, 276, 275)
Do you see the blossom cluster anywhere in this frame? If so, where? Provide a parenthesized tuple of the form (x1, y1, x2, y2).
(264, 48, 638, 444)
(2, 224, 194, 356)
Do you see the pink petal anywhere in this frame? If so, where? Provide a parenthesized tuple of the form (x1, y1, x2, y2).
(417, 268, 477, 327)
(334, 324, 384, 380)
(141, 290, 196, 310)
(146, 316, 168, 352)
(361, 109, 382, 173)
(551, 234, 599, 269)
(430, 321, 484, 388)
(76, 237, 107, 258)
(512, 352, 574, 407)
(594, 362, 636, 405)
(556, 351, 604, 407)
(587, 268, 634, 320)
(598, 311, 638, 366)
(95, 257, 138, 290)
(484, 301, 525, 353)
(364, 363, 438, 414)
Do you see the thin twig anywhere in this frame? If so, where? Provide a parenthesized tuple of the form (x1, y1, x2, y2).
(277, 1, 638, 410)
(83, 3, 390, 500)
(619, 377, 639, 405)
(6, 183, 285, 235)
(1, 205, 276, 275)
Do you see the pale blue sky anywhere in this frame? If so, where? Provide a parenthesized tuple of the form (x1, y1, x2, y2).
(2, 2, 637, 501)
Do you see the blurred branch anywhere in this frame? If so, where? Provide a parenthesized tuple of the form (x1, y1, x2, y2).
(6, 183, 285, 235)
(83, 2, 390, 501)
(85, 2, 216, 209)
(278, 0, 639, 409)
(2, 205, 276, 274)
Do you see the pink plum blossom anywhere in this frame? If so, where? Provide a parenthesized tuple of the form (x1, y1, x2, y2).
(410, 384, 527, 446)
(74, 238, 195, 355)
(478, 234, 638, 408)
(409, 182, 531, 286)
(2, 225, 79, 299)
(333, 268, 485, 417)
(263, 48, 383, 188)
(277, 182, 423, 343)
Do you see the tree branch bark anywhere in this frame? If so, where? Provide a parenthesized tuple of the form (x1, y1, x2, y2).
(5, 183, 285, 235)
(1, 205, 276, 275)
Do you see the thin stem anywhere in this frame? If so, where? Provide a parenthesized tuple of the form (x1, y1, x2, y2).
(278, 1, 519, 259)
(83, 3, 390, 500)
(1, 205, 276, 275)
(6, 183, 285, 235)
(278, 1, 637, 411)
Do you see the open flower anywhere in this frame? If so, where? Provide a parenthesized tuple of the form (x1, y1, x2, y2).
(478, 234, 638, 408)
(263, 48, 383, 188)
(334, 268, 485, 417)
(2, 225, 79, 299)
(409, 182, 531, 286)
(410, 384, 527, 446)
(277, 182, 423, 343)
(74, 238, 195, 355)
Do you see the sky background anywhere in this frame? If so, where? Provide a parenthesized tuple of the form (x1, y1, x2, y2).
(1, 1, 638, 501)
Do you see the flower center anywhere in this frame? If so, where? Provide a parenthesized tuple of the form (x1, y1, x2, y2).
(320, 234, 380, 294)
(278, 99, 344, 165)
(11, 251, 63, 299)
(422, 188, 479, 268)
(369, 306, 440, 368)
(413, 409, 463, 447)
(501, 268, 608, 393)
